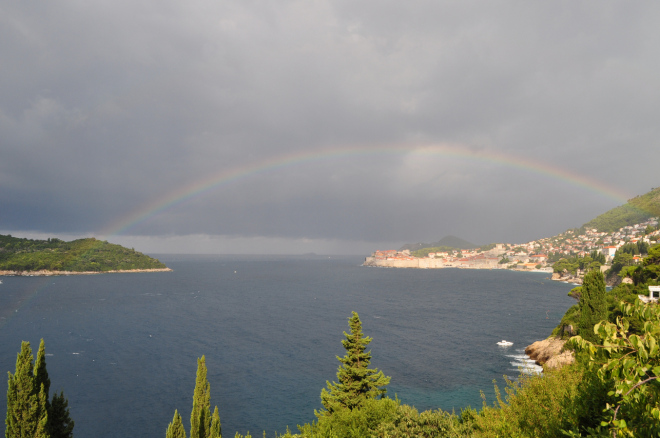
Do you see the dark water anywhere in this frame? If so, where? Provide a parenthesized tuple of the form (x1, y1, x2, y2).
(0, 255, 575, 437)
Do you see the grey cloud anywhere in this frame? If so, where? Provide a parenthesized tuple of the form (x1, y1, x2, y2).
(1, 1, 659, 253)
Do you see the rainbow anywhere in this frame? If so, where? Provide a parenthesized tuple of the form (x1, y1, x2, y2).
(0, 145, 639, 328)
(99, 144, 633, 237)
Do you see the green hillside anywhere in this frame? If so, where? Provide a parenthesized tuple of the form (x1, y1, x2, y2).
(399, 235, 478, 252)
(583, 187, 660, 232)
(0, 234, 167, 272)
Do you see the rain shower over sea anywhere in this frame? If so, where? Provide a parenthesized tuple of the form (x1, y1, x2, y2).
(0, 255, 575, 437)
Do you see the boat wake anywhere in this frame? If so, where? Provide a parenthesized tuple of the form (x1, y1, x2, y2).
(506, 353, 542, 375)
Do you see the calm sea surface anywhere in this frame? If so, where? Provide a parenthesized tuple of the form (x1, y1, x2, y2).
(0, 255, 575, 437)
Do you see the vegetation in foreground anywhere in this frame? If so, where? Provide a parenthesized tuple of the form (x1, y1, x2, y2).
(156, 241, 660, 437)
(0, 234, 167, 272)
(5, 340, 74, 438)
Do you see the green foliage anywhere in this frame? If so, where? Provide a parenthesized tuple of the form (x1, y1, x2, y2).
(553, 257, 579, 275)
(191, 356, 212, 438)
(48, 392, 74, 438)
(5, 340, 73, 438)
(33, 340, 50, 411)
(296, 397, 400, 438)
(635, 243, 660, 285)
(570, 301, 660, 437)
(553, 253, 604, 276)
(318, 312, 390, 415)
(282, 398, 469, 438)
(373, 403, 470, 438)
(0, 234, 167, 272)
(5, 341, 49, 438)
(613, 243, 660, 286)
(583, 187, 660, 232)
(209, 407, 221, 438)
(473, 364, 607, 438)
(166, 410, 187, 438)
(552, 304, 580, 339)
(167, 356, 220, 438)
(477, 243, 497, 252)
(578, 270, 608, 342)
(412, 246, 456, 258)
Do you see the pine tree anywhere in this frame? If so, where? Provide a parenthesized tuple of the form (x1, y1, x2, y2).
(48, 392, 74, 438)
(578, 270, 607, 342)
(190, 356, 211, 438)
(319, 312, 391, 415)
(166, 410, 187, 438)
(5, 341, 49, 438)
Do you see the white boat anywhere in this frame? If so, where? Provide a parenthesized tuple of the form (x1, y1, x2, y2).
(497, 340, 513, 346)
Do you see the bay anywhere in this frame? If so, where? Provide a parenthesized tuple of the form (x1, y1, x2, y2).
(0, 255, 575, 437)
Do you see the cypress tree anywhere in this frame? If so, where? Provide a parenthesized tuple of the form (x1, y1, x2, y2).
(190, 356, 211, 438)
(5, 340, 73, 438)
(167, 356, 221, 438)
(166, 410, 186, 438)
(319, 312, 390, 415)
(34, 386, 49, 438)
(579, 270, 607, 342)
(208, 407, 221, 438)
(5, 341, 49, 438)
(33, 340, 50, 410)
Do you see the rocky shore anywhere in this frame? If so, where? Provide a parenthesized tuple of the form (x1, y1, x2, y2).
(525, 338, 574, 369)
(0, 268, 172, 276)
(551, 272, 583, 284)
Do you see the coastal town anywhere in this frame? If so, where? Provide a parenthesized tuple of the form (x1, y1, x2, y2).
(364, 217, 660, 279)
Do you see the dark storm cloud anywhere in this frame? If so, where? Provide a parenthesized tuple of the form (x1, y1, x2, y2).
(1, 1, 659, 253)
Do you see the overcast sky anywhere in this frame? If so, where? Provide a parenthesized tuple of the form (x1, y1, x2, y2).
(1, 1, 659, 254)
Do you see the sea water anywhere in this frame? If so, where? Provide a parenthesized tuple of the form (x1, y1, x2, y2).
(0, 255, 575, 437)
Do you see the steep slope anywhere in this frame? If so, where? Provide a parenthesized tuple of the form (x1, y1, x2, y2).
(583, 187, 660, 233)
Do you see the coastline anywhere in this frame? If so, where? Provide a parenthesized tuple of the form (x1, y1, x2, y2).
(0, 267, 172, 276)
(363, 257, 553, 274)
(525, 338, 575, 369)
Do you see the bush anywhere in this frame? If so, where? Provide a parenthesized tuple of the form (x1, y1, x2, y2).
(473, 364, 607, 438)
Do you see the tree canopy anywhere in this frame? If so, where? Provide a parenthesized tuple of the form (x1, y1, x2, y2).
(5, 340, 73, 438)
(578, 270, 607, 343)
(319, 312, 390, 415)
(167, 356, 221, 438)
(0, 234, 167, 272)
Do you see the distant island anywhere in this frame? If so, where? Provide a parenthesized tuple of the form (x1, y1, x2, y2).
(0, 234, 170, 275)
(365, 187, 660, 285)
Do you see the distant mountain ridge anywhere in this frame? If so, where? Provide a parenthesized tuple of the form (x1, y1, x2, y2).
(399, 235, 478, 252)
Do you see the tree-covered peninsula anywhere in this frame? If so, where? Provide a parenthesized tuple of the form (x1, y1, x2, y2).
(0, 234, 168, 273)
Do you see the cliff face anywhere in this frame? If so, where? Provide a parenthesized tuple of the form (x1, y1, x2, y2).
(525, 338, 574, 369)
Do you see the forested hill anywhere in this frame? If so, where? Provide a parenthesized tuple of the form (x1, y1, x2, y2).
(0, 234, 167, 272)
(583, 186, 660, 233)
(399, 235, 478, 252)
